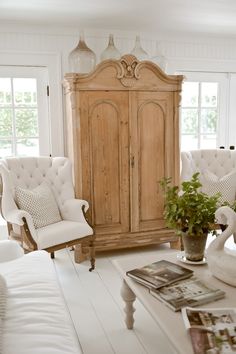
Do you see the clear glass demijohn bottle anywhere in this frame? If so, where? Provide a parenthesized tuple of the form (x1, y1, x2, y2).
(100, 34, 121, 61)
(68, 31, 96, 73)
(152, 41, 167, 72)
(131, 35, 149, 60)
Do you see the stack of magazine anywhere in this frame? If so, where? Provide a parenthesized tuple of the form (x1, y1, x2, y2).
(182, 306, 236, 354)
(126, 260, 225, 312)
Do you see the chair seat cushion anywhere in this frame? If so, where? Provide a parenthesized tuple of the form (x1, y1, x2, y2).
(15, 182, 62, 229)
(36, 220, 93, 249)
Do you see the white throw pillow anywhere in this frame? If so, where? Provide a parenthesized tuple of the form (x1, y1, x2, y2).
(201, 170, 236, 204)
(15, 182, 62, 229)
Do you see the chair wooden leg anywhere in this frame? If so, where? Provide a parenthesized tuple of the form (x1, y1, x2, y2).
(89, 240, 95, 272)
(50, 252, 55, 259)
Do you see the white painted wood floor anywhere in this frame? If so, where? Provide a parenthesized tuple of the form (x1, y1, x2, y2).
(53, 244, 177, 354)
(1, 220, 235, 354)
(52, 235, 236, 354)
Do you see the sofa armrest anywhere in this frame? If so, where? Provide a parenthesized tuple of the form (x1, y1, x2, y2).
(0, 240, 24, 262)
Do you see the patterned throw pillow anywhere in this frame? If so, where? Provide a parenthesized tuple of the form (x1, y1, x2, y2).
(201, 170, 236, 204)
(15, 182, 62, 229)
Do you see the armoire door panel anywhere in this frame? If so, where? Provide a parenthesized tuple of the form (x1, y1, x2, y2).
(139, 101, 165, 221)
(130, 91, 174, 232)
(91, 101, 120, 226)
(80, 91, 130, 235)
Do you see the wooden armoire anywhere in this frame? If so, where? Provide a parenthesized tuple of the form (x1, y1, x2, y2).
(63, 55, 183, 257)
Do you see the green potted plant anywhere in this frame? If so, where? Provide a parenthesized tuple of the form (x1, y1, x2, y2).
(160, 173, 220, 262)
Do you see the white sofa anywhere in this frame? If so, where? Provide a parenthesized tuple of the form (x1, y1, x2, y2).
(0, 240, 82, 354)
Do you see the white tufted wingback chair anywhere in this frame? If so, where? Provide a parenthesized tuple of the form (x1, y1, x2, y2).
(181, 149, 236, 183)
(0, 156, 95, 271)
(181, 149, 236, 242)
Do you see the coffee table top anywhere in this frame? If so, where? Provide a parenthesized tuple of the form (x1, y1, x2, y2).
(113, 250, 236, 354)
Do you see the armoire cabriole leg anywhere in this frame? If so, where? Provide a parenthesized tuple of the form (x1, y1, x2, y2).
(120, 279, 136, 329)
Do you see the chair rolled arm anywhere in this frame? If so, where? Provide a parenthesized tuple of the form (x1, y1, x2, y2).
(60, 199, 90, 223)
(0, 240, 24, 262)
(4, 209, 37, 241)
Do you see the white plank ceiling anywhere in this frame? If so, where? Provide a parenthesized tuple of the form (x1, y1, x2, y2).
(0, 0, 236, 37)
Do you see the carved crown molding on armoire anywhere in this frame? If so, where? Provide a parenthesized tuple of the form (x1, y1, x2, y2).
(63, 55, 183, 260)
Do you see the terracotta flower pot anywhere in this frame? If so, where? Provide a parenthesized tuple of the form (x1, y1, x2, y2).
(182, 232, 208, 262)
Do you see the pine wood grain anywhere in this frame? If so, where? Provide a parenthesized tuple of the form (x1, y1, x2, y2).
(63, 55, 183, 256)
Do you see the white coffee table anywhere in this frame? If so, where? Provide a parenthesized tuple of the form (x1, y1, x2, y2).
(113, 251, 236, 354)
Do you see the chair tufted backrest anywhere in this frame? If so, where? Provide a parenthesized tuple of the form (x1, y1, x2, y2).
(1, 156, 75, 209)
(181, 149, 236, 181)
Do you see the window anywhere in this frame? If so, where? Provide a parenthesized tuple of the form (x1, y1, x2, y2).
(0, 66, 50, 158)
(181, 81, 218, 150)
(180, 72, 228, 151)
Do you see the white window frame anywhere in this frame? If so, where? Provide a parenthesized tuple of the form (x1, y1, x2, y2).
(0, 66, 50, 156)
(0, 51, 64, 156)
(179, 71, 228, 150)
(227, 73, 236, 148)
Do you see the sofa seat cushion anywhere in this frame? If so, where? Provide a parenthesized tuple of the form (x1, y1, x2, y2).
(0, 251, 81, 354)
(0, 274, 7, 354)
(36, 220, 93, 249)
(0, 274, 7, 319)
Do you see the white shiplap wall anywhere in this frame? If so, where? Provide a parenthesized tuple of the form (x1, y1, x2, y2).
(2, 25, 236, 72)
(1, 24, 236, 153)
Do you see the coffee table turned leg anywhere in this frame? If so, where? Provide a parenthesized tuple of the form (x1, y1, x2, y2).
(120, 280, 136, 329)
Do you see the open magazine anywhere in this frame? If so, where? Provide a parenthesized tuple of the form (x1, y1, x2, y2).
(150, 277, 225, 312)
(182, 307, 236, 354)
